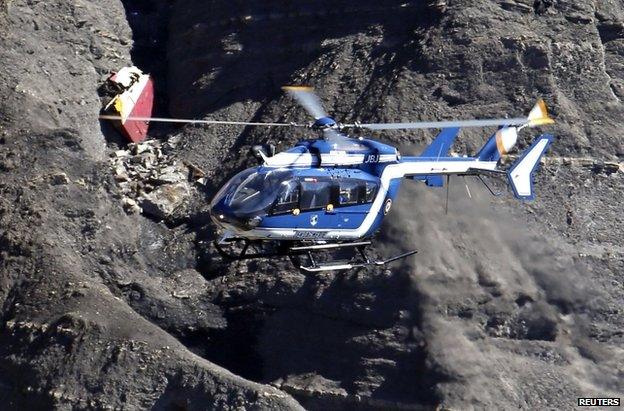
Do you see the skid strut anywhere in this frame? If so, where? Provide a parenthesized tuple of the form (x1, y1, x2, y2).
(298, 249, 418, 273)
(214, 238, 417, 272)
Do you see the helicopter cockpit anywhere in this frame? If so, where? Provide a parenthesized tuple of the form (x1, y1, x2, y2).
(210, 168, 292, 216)
(210, 167, 379, 231)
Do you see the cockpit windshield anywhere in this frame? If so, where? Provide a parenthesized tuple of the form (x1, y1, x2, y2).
(211, 168, 295, 216)
(211, 167, 381, 221)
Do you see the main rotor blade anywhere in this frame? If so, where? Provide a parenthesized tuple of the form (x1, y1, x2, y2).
(346, 99, 554, 131)
(348, 118, 529, 130)
(282, 86, 328, 120)
(98, 114, 302, 127)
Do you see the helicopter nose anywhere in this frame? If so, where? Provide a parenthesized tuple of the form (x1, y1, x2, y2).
(209, 204, 262, 231)
(214, 212, 226, 223)
(209, 204, 230, 227)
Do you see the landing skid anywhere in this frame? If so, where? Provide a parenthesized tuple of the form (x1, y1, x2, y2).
(300, 250, 419, 272)
(213, 238, 417, 272)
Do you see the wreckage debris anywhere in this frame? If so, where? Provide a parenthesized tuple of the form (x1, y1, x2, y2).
(100, 66, 155, 143)
(110, 136, 206, 220)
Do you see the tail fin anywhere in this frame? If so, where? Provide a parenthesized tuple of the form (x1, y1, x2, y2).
(420, 127, 460, 158)
(507, 135, 554, 200)
(411, 127, 460, 187)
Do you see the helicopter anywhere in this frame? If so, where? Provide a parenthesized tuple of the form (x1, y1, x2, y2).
(206, 87, 554, 272)
(101, 86, 555, 272)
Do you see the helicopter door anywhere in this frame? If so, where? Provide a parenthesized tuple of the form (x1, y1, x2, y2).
(266, 179, 306, 230)
(298, 178, 339, 230)
(335, 179, 378, 230)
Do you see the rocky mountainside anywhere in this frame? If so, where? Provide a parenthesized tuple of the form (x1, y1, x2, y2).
(0, 0, 622, 409)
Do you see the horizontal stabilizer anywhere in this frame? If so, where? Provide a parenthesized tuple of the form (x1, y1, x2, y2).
(507, 135, 554, 200)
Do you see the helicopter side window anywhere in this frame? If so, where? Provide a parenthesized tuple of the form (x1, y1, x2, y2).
(365, 181, 379, 203)
(300, 179, 332, 211)
(338, 180, 361, 206)
(336, 179, 378, 206)
(271, 180, 300, 215)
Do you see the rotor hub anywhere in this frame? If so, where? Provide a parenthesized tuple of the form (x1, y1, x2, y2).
(312, 116, 337, 130)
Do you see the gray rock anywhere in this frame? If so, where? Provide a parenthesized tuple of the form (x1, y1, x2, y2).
(121, 196, 141, 214)
(49, 172, 69, 185)
(139, 182, 191, 220)
(133, 142, 154, 155)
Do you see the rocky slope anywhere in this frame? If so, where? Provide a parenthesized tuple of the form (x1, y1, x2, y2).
(0, 0, 623, 409)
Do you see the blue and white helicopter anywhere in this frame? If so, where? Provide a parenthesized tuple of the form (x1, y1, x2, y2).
(206, 86, 555, 272)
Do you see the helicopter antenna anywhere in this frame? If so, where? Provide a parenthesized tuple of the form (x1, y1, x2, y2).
(445, 175, 451, 215)
(463, 176, 472, 199)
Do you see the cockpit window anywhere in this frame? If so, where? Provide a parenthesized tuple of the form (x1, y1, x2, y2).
(210, 167, 380, 218)
(212, 168, 294, 216)
(230, 173, 265, 207)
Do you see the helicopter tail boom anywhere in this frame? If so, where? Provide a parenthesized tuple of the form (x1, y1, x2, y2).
(401, 134, 553, 200)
